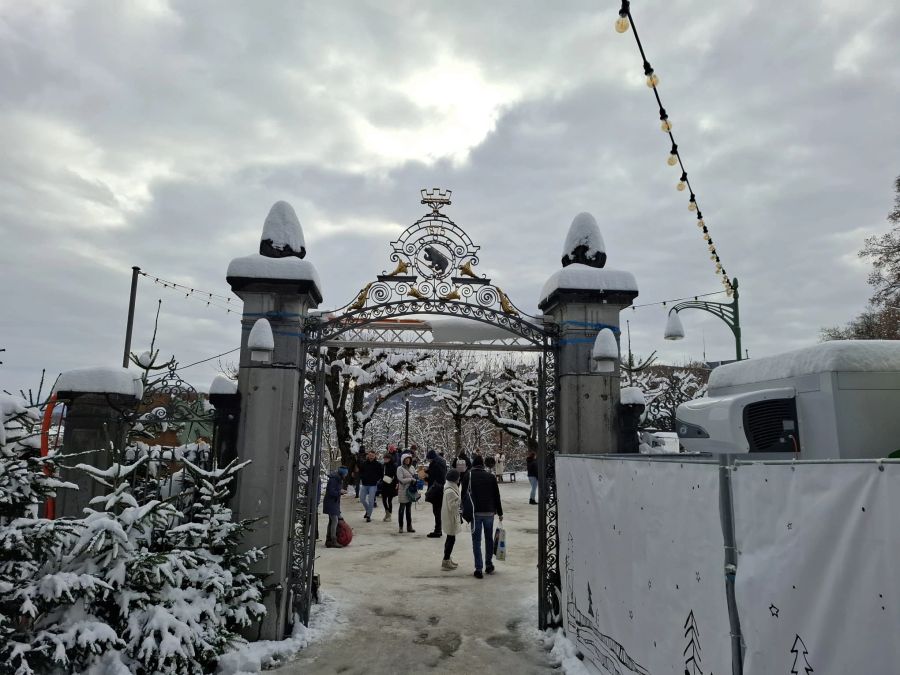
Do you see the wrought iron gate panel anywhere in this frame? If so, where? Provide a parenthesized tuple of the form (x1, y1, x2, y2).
(289, 343, 326, 625)
(286, 189, 562, 631)
(538, 344, 561, 629)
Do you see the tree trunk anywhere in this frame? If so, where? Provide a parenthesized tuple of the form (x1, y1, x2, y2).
(454, 415, 462, 456)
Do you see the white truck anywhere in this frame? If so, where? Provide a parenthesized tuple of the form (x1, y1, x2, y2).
(675, 340, 900, 459)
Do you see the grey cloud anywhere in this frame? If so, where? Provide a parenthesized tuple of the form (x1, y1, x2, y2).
(1, 0, 899, 394)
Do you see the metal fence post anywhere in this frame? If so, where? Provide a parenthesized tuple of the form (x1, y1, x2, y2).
(718, 454, 744, 674)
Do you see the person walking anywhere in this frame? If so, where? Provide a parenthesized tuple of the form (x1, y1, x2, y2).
(440, 469, 462, 570)
(381, 451, 397, 521)
(396, 453, 417, 533)
(526, 451, 539, 505)
(424, 449, 447, 538)
(358, 448, 382, 522)
(496, 451, 506, 482)
(461, 455, 503, 578)
(324, 466, 348, 548)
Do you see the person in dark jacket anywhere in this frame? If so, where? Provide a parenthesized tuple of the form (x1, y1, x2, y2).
(461, 455, 503, 578)
(381, 451, 397, 521)
(526, 451, 539, 504)
(324, 466, 348, 548)
(425, 449, 447, 538)
(358, 448, 382, 522)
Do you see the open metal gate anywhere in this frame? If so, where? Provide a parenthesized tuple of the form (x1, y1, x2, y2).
(287, 190, 561, 629)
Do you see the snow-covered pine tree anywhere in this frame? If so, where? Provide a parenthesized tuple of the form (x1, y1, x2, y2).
(0, 393, 116, 675)
(166, 458, 267, 650)
(61, 452, 266, 673)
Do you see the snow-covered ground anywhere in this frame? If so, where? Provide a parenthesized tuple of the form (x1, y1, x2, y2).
(271, 479, 566, 674)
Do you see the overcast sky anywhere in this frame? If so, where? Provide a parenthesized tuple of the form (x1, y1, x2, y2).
(1, 0, 898, 395)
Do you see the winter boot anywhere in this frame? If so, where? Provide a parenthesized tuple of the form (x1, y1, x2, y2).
(441, 559, 455, 571)
(448, 558, 459, 569)
(383, 511, 391, 522)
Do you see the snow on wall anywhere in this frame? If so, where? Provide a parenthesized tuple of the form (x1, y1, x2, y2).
(209, 375, 238, 395)
(54, 367, 143, 399)
(248, 319, 275, 351)
(562, 212, 605, 259)
(261, 201, 305, 253)
(227, 254, 322, 287)
(709, 340, 900, 391)
(539, 263, 637, 306)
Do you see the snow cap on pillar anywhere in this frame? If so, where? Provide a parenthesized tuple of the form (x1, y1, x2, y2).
(260, 201, 306, 259)
(562, 212, 606, 268)
(248, 318, 275, 363)
(538, 212, 638, 310)
(227, 200, 322, 303)
(591, 328, 619, 372)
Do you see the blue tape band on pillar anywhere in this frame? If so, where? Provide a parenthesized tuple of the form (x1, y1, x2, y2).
(241, 326, 305, 338)
(242, 311, 305, 319)
(559, 337, 611, 346)
(560, 320, 621, 334)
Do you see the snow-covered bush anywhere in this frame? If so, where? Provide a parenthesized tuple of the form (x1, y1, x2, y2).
(1, 387, 267, 674)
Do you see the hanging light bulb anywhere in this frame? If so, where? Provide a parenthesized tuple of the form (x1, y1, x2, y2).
(688, 195, 697, 212)
(710, 254, 717, 261)
(615, 15, 630, 32)
(677, 172, 687, 191)
(667, 153, 678, 166)
(703, 233, 710, 241)
(696, 218, 705, 229)
(661, 118, 672, 132)
(646, 72, 659, 88)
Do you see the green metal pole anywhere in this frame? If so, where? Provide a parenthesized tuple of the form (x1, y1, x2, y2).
(731, 277, 742, 361)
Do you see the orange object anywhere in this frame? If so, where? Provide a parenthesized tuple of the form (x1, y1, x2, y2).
(40, 394, 58, 520)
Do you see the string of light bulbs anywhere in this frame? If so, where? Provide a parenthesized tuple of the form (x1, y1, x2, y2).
(615, 0, 734, 297)
(140, 271, 237, 314)
(630, 289, 727, 311)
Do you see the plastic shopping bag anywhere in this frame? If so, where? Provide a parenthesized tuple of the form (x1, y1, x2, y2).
(493, 526, 507, 561)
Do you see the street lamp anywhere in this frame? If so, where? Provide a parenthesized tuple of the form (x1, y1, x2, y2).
(664, 278, 742, 361)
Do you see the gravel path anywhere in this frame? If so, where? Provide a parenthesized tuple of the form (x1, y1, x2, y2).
(275, 479, 554, 674)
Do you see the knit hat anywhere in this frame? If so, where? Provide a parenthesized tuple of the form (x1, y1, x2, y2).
(426, 449, 437, 460)
(456, 460, 467, 472)
(446, 468, 460, 484)
(472, 455, 484, 467)
(337, 466, 348, 476)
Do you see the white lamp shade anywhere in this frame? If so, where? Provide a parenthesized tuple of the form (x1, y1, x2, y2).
(664, 311, 685, 340)
(591, 328, 619, 362)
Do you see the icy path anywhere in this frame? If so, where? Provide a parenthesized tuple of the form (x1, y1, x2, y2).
(275, 479, 555, 674)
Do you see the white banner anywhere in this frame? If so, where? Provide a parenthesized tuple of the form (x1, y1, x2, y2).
(732, 461, 900, 673)
(557, 457, 732, 675)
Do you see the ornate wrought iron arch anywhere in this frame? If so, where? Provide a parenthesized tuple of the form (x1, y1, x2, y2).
(288, 190, 562, 631)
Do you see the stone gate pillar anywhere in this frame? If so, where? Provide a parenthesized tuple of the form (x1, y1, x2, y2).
(226, 201, 322, 640)
(538, 213, 638, 455)
(53, 367, 142, 518)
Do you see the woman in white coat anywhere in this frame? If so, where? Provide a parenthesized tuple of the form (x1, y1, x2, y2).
(440, 468, 462, 570)
(396, 453, 416, 534)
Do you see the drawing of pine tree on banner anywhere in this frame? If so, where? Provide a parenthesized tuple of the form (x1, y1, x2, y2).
(790, 635, 814, 674)
(683, 610, 702, 675)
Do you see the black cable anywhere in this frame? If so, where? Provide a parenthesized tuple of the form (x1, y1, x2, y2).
(631, 289, 725, 310)
(173, 348, 241, 373)
(620, 1, 732, 292)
